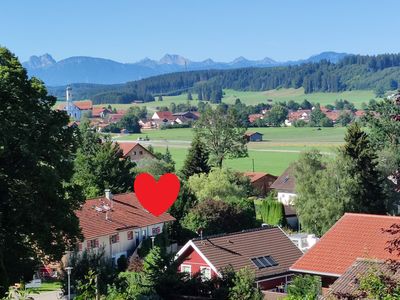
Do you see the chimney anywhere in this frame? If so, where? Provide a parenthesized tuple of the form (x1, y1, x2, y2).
(105, 189, 113, 208)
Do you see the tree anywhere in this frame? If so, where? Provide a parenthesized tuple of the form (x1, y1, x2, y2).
(162, 147, 175, 172)
(228, 268, 263, 300)
(180, 135, 210, 179)
(73, 123, 135, 198)
(195, 107, 247, 168)
(340, 123, 387, 214)
(286, 275, 321, 300)
(0, 47, 84, 295)
(134, 158, 174, 179)
(259, 198, 286, 226)
(169, 102, 177, 113)
(187, 168, 252, 202)
(337, 111, 353, 126)
(158, 95, 163, 101)
(309, 107, 328, 127)
(118, 113, 141, 133)
(300, 99, 312, 109)
(374, 85, 385, 97)
(182, 198, 257, 236)
(187, 91, 193, 100)
(267, 105, 288, 126)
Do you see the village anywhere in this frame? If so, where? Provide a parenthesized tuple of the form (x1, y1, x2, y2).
(2, 1, 400, 298)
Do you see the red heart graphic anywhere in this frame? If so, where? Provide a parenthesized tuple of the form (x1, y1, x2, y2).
(134, 173, 180, 217)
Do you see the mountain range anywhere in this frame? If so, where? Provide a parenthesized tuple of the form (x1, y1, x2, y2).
(23, 52, 349, 86)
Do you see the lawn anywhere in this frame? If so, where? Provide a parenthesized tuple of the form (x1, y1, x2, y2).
(130, 127, 346, 175)
(27, 281, 62, 292)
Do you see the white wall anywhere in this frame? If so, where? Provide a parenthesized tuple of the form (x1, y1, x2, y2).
(277, 192, 297, 205)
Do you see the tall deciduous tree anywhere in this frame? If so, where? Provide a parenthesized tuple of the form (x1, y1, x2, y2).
(195, 107, 247, 168)
(73, 122, 135, 198)
(0, 47, 84, 295)
(180, 135, 210, 179)
(267, 104, 288, 127)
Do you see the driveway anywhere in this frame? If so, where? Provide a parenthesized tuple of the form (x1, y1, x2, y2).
(29, 290, 65, 300)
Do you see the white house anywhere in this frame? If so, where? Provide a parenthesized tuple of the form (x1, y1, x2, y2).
(288, 233, 319, 252)
(270, 166, 297, 205)
(71, 190, 175, 264)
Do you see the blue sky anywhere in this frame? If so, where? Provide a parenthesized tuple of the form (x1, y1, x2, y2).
(1, 0, 399, 63)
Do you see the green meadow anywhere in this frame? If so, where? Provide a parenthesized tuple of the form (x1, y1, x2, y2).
(91, 88, 377, 112)
(119, 127, 346, 176)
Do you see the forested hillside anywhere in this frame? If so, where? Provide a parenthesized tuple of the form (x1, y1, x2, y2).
(48, 53, 400, 104)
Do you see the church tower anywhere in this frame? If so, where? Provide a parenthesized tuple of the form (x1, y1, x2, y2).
(66, 86, 72, 116)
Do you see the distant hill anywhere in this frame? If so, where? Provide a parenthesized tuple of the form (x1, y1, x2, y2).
(23, 51, 349, 86)
(47, 53, 400, 104)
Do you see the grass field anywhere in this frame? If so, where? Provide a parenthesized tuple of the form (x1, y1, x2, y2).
(27, 281, 61, 292)
(118, 127, 346, 175)
(90, 88, 377, 112)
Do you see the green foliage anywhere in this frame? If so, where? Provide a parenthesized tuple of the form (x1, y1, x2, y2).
(182, 198, 257, 236)
(134, 158, 174, 179)
(267, 104, 288, 126)
(228, 267, 263, 300)
(357, 268, 400, 300)
(0, 47, 84, 296)
(286, 275, 321, 300)
(259, 197, 286, 226)
(337, 111, 353, 126)
(195, 106, 247, 168)
(73, 122, 135, 198)
(62, 248, 116, 296)
(75, 269, 98, 300)
(339, 123, 388, 214)
(180, 134, 210, 179)
(309, 107, 332, 127)
(187, 168, 251, 202)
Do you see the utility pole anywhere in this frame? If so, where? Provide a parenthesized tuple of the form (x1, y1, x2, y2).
(96, 274, 100, 300)
(252, 158, 255, 172)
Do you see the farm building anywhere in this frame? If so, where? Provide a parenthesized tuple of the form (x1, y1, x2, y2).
(116, 142, 155, 162)
(243, 172, 277, 197)
(270, 166, 296, 205)
(245, 131, 263, 142)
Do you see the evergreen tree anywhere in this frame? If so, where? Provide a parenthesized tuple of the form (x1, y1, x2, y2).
(158, 95, 163, 101)
(180, 135, 210, 179)
(73, 122, 135, 198)
(162, 147, 175, 172)
(340, 123, 387, 213)
(187, 91, 193, 100)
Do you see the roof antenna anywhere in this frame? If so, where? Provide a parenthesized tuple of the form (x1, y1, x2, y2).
(197, 227, 204, 240)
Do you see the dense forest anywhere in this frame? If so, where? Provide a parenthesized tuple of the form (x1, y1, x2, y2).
(48, 53, 400, 104)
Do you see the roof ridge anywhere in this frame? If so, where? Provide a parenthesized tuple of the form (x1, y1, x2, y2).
(344, 213, 400, 219)
(192, 226, 277, 241)
(85, 191, 135, 202)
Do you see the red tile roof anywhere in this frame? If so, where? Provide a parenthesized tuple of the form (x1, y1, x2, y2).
(108, 114, 125, 123)
(290, 213, 400, 276)
(116, 142, 154, 158)
(75, 192, 175, 240)
(243, 172, 271, 183)
(248, 114, 264, 123)
(92, 107, 110, 117)
(288, 110, 311, 122)
(154, 111, 174, 120)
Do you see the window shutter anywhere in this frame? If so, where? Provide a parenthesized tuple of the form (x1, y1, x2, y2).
(86, 240, 91, 249)
(95, 239, 99, 248)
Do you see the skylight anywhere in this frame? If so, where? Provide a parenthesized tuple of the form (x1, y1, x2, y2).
(251, 256, 278, 269)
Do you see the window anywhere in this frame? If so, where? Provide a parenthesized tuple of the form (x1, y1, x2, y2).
(86, 239, 99, 249)
(142, 229, 147, 239)
(250, 256, 278, 269)
(181, 265, 191, 276)
(200, 267, 211, 280)
(127, 231, 133, 240)
(110, 234, 119, 244)
(139, 151, 143, 155)
(133, 151, 137, 155)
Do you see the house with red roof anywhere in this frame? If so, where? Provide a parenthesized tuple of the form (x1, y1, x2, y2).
(243, 172, 278, 197)
(116, 142, 155, 162)
(175, 227, 303, 292)
(73, 190, 175, 264)
(290, 213, 400, 291)
(151, 111, 177, 128)
(92, 107, 111, 118)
